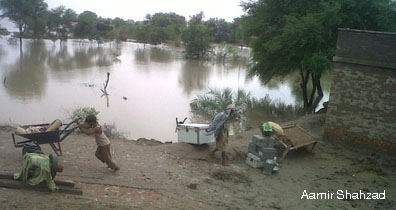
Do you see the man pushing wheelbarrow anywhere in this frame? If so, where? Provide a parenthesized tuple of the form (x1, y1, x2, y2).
(77, 115, 120, 173)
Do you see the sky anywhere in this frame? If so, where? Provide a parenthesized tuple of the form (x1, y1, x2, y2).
(45, 0, 245, 22)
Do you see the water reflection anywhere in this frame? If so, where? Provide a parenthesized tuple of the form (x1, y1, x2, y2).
(5, 41, 48, 99)
(4, 40, 118, 98)
(150, 47, 173, 63)
(46, 43, 115, 82)
(0, 47, 5, 63)
(47, 45, 73, 71)
(179, 60, 211, 95)
(134, 48, 149, 65)
(134, 47, 174, 65)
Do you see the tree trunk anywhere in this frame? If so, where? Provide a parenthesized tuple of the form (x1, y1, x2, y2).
(19, 25, 23, 53)
(299, 68, 310, 108)
(307, 73, 318, 108)
(312, 73, 324, 110)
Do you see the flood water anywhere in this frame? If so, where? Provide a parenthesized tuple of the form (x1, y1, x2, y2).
(0, 39, 330, 142)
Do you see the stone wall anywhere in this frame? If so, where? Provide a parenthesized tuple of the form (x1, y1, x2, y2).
(324, 29, 396, 151)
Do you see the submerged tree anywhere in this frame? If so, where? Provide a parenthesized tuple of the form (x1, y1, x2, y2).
(95, 18, 114, 44)
(205, 18, 232, 43)
(74, 11, 98, 40)
(0, 0, 48, 49)
(47, 6, 77, 44)
(133, 12, 187, 46)
(242, 0, 396, 111)
(181, 12, 211, 59)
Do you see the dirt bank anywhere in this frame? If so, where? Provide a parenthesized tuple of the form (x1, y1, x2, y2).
(0, 114, 395, 210)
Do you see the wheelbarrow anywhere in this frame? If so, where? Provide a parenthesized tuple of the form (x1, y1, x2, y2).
(11, 120, 79, 156)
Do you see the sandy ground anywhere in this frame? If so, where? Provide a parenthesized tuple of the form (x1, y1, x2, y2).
(0, 114, 395, 210)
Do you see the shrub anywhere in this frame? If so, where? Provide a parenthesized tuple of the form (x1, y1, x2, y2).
(69, 107, 99, 121)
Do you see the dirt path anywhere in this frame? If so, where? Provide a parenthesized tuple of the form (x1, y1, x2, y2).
(0, 114, 395, 210)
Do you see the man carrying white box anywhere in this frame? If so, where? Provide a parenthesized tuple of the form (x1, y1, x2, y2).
(206, 104, 235, 166)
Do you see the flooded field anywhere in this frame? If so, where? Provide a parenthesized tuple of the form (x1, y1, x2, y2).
(0, 39, 330, 141)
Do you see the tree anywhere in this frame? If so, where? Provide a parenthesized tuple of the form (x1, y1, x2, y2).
(151, 12, 186, 44)
(47, 6, 77, 44)
(74, 11, 98, 40)
(182, 12, 211, 59)
(95, 18, 114, 44)
(112, 17, 129, 41)
(133, 12, 187, 46)
(0, 0, 48, 48)
(135, 23, 151, 47)
(205, 18, 232, 43)
(242, 0, 396, 111)
(230, 17, 249, 48)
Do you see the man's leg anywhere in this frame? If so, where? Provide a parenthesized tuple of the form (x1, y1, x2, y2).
(221, 151, 229, 166)
(210, 148, 219, 157)
(95, 147, 105, 163)
(102, 144, 120, 172)
(221, 129, 229, 166)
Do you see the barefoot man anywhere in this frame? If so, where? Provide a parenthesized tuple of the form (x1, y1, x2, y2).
(206, 104, 235, 166)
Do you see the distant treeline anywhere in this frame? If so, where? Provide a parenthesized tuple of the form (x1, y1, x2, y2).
(0, 0, 247, 47)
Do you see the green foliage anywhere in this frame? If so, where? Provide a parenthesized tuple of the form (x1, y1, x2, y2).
(69, 107, 100, 122)
(247, 96, 304, 122)
(230, 17, 250, 47)
(1, 1, 244, 51)
(134, 12, 187, 45)
(134, 24, 150, 45)
(96, 18, 114, 42)
(241, 0, 396, 108)
(190, 88, 250, 121)
(47, 6, 77, 42)
(181, 13, 211, 59)
(0, 0, 48, 44)
(243, 0, 339, 80)
(190, 88, 304, 123)
(214, 42, 239, 61)
(74, 11, 98, 40)
(205, 18, 232, 43)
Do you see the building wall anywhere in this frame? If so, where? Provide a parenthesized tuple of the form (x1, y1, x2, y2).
(324, 29, 396, 151)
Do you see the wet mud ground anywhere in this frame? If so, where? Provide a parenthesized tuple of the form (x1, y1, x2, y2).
(0, 114, 395, 210)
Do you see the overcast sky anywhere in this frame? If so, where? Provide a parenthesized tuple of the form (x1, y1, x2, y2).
(45, 0, 245, 22)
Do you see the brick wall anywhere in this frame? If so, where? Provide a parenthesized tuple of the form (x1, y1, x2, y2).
(324, 29, 396, 151)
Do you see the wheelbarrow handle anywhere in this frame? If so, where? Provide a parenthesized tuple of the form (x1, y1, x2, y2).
(60, 126, 79, 141)
(65, 119, 79, 130)
(59, 119, 79, 136)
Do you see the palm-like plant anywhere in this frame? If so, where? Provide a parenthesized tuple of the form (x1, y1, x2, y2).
(190, 88, 250, 121)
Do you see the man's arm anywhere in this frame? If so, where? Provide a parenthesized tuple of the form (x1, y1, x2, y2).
(79, 124, 96, 135)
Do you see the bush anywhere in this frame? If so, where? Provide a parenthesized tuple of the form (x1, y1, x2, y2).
(69, 107, 99, 121)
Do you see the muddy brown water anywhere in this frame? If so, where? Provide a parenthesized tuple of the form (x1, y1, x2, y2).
(0, 39, 330, 142)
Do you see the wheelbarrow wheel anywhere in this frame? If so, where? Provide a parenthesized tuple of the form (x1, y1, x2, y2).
(22, 147, 27, 156)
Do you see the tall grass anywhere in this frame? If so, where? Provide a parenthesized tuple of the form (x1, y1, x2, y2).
(190, 88, 304, 123)
(247, 96, 304, 123)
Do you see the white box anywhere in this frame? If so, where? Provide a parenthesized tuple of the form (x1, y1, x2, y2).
(245, 153, 265, 168)
(176, 123, 215, 144)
